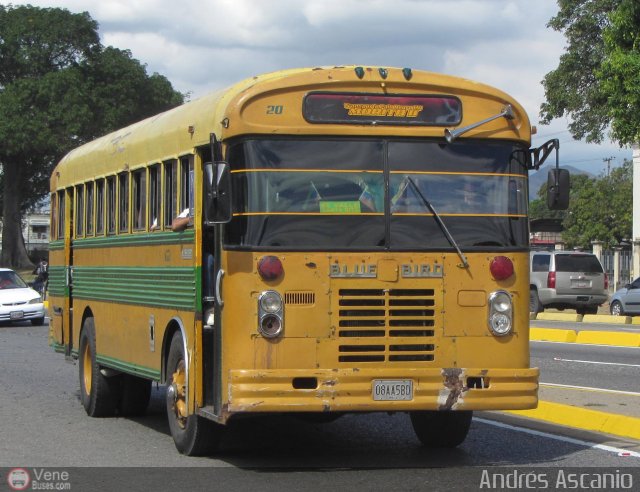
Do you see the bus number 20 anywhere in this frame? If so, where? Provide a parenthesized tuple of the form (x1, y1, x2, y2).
(267, 105, 283, 115)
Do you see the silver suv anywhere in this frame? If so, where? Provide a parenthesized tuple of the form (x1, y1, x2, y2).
(529, 250, 608, 315)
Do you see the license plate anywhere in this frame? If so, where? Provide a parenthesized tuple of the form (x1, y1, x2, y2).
(10, 311, 24, 320)
(572, 280, 590, 288)
(372, 379, 413, 401)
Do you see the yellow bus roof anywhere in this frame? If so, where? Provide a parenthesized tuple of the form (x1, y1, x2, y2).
(52, 66, 531, 189)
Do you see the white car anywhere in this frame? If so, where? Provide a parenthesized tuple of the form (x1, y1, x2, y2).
(0, 268, 46, 325)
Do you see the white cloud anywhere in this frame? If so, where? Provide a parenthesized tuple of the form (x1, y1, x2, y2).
(5, 0, 633, 172)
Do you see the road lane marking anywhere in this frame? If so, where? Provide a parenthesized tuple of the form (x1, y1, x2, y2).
(540, 382, 640, 397)
(552, 356, 640, 368)
(475, 417, 640, 458)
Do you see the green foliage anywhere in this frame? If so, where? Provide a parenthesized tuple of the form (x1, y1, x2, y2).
(598, 0, 640, 145)
(530, 161, 632, 249)
(0, 4, 184, 267)
(541, 0, 640, 145)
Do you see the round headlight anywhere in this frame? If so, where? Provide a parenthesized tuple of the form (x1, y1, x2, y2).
(492, 292, 511, 313)
(489, 313, 512, 336)
(260, 291, 282, 314)
(259, 314, 283, 338)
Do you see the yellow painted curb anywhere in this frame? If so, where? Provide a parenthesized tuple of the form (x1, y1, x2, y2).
(530, 327, 577, 343)
(575, 330, 640, 347)
(632, 317, 640, 325)
(582, 314, 630, 324)
(535, 312, 583, 322)
(507, 400, 640, 440)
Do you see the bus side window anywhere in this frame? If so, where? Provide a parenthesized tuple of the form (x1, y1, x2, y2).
(149, 164, 161, 231)
(57, 190, 64, 239)
(132, 168, 146, 231)
(75, 184, 84, 238)
(118, 172, 129, 233)
(180, 155, 194, 219)
(107, 176, 116, 235)
(164, 160, 177, 229)
(96, 179, 105, 235)
(86, 181, 94, 236)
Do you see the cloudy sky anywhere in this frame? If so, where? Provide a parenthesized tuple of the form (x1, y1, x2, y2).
(7, 0, 632, 175)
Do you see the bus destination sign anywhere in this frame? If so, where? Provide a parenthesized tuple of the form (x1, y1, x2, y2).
(303, 92, 462, 126)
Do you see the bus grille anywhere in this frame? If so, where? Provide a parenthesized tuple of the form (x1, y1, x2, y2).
(337, 289, 436, 363)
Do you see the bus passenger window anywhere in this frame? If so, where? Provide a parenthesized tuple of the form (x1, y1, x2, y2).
(149, 165, 160, 230)
(86, 182, 94, 236)
(180, 155, 194, 218)
(118, 172, 129, 233)
(96, 179, 105, 235)
(164, 160, 177, 228)
(57, 190, 65, 239)
(107, 176, 116, 235)
(75, 185, 84, 237)
(132, 169, 146, 231)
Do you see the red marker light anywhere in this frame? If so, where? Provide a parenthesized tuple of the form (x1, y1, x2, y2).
(490, 256, 514, 281)
(258, 256, 284, 281)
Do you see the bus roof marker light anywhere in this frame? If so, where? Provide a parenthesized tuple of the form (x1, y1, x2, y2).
(402, 68, 413, 80)
(490, 256, 514, 281)
(378, 68, 388, 79)
(258, 256, 284, 281)
(354, 67, 365, 79)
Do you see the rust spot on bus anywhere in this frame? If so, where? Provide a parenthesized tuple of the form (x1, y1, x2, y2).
(438, 368, 468, 410)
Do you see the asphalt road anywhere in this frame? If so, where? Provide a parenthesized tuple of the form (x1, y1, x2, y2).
(1, 322, 639, 491)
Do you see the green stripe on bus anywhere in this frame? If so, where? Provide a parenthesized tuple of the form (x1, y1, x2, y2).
(73, 230, 194, 249)
(96, 354, 161, 380)
(72, 266, 196, 310)
(48, 266, 68, 297)
(49, 240, 65, 251)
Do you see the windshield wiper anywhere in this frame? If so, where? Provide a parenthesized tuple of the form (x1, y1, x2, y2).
(406, 177, 469, 269)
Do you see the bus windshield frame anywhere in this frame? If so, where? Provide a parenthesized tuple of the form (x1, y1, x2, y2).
(225, 136, 529, 252)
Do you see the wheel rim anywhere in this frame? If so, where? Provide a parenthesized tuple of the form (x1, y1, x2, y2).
(612, 302, 621, 316)
(170, 360, 187, 429)
(82, 342, 92, 396)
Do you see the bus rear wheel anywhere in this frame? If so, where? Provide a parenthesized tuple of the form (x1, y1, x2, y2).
(410, 410, 472, 448)
(165, 331, 223, 455)
(78, 317, 121, 417)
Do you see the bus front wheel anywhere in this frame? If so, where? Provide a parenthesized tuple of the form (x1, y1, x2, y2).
(409, 410, 472, 448)
(165, 331, 223, 455)
(78, 317, 121, 417)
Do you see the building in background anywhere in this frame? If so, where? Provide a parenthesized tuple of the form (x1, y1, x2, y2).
(0, 211, 50, 260)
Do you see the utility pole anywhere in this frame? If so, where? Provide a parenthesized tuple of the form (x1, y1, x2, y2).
(603, 156, 615, 176)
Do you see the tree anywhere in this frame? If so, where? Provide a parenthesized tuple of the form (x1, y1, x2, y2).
(530, 162, 632, 249)
(0, 5, 184, 268)
(541, 0, 640, 145)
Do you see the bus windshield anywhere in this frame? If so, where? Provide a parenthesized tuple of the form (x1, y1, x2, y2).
(226, 138, 528, 251)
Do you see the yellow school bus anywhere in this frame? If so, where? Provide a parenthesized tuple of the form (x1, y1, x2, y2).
(49, 66, 568, 455)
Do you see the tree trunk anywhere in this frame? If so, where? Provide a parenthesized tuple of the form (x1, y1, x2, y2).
(1, 161, 35, 269)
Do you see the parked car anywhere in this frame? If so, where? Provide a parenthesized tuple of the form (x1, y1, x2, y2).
(0, 268, 46, 325)
(529, 250, 608, 315)
(609, 277, 640, 316)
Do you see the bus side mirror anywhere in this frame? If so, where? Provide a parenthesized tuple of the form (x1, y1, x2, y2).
(204, 161, 232, 224)
(547, 168, 570, 210)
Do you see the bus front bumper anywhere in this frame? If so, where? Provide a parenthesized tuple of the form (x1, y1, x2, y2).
(226, 367, 539, 414)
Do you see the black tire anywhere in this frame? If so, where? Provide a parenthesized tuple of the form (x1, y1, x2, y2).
(119, 374, 152, 416)
(78, 318, 121, 417)
(410, 410, 472, 448)
(529, 288, 542, 314)
(30, 317, 45, 326)
(610, 300, 624, 316)
(166, 331, 223, 455)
